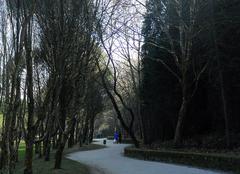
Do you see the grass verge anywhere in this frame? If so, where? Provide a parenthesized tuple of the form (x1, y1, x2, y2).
(14, 155, 89, 174)
(12, 142, 105, 174)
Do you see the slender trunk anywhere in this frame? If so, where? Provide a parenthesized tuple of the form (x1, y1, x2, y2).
(24, 22, 34, 174)
(24, 140, 34, 174)
(174, 98, 188, 146)
(54, 134, 68, 169)
(3, 75, 15, 174)
(14, 131, 21, 163)
(174, 73, 189, 146)
(137, 102, 143, 140)
(75, 121, 79, 144)
(97, 64, 139, 148)
(55, 134, 64, 167)
(52, 135, 58, 149)
(210, 0, 230, 148)
(38, 124, 44, 158)
(54, 146, 64, 169)
(141, 104, 152, 144)
(89, 116, 95, 143)
(78, 119, 84, 147)
(68, 118, 76, 148)
(54, 82, 67, 169)
(219, 75, 230, 148)
(82, 115, 89, 144)
(35, 142, 40, 155)
(44, 135, 51, 161)
(38, 142, 42, 158)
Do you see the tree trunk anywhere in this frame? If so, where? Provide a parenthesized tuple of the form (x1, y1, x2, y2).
(219, 74, 230, 148)
(174, 98, 188, 146)
(54, 149, 63, 169)
(97, 64, 139, 148)
(24, 140, 34, 174)
(52, 135, 58, 149)
(82, 116, 89, 144)
(75, 121, 80, 144)
(68, 118, 76, 148)
(54, 82, 67, 169)
(174, 74, 189, 147)
(43, 134, 51, 161)
(54, 134, 68, 169)
(210, 0, 231, 148)
(38, 142, 42, 158)
(88, 115, 95, 143)
(24, 26, 35, 174)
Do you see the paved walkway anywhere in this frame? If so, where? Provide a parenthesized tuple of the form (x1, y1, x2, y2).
(67, 139, 228, 174)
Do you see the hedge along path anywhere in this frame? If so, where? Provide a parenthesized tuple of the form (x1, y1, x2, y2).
(67, 139, 228, 174)
(125, 147, 240, 173)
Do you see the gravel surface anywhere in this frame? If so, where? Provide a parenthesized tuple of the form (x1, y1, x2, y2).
(67, 139, 228, 174)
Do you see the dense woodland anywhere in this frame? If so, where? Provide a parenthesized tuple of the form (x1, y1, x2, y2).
(0, 0, 239, 174)
(141, 0, 240, 148)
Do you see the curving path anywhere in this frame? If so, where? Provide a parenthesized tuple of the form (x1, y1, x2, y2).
(67, 139, 228, 174)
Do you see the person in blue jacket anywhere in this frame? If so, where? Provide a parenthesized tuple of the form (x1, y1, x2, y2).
(114, 131, 119, 143)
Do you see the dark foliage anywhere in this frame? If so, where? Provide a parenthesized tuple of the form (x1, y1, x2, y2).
(141, 0, 240, 148)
